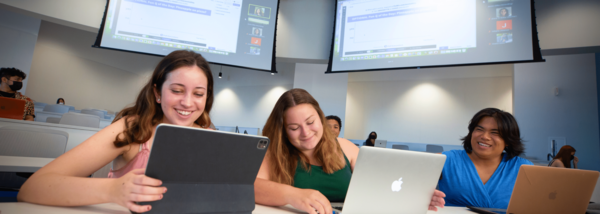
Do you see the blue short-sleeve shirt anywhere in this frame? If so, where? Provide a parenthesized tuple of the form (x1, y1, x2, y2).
(438, 150, 533, 209)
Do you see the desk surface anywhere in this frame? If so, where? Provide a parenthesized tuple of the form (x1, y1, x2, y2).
(0, 155, 54, 173)
(0, 202, 474, 214)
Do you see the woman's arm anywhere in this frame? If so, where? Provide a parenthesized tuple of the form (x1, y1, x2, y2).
(337, 138, 359, 171)
(18, 118, 165, 213)
(254, 156, 332, 214)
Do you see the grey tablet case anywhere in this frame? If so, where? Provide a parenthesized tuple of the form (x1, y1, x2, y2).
(137, 124, 269, 214)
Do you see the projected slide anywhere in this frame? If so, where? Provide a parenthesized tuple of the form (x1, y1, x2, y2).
(96, 0, 279, 71)
(116, 0, 241, 53)
(329, 0, 538, 72)
(341, 0, 475, 58)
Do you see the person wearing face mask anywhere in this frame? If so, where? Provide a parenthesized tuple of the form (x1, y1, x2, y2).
(363, 131, 377, 146)
(56, 98, 65, 105)
(549, 145, 578, 169)
(0, 67, 35, 121)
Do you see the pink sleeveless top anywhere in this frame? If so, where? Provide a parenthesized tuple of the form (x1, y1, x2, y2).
(108, 141, 150, 178)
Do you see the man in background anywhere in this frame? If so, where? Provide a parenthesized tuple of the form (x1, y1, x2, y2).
(0, 67, 35, 120)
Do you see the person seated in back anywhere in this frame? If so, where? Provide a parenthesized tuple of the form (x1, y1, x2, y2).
(438, 108, 532, 209)
(363, 131, 377, 146)
(549, 145, 578, 169)
(57, 98, 65, 105)
(325, 115, 342, 137)
(18, 50, 215, 213)
(0, 67, 34, 121)
(254, 89, 445, 214)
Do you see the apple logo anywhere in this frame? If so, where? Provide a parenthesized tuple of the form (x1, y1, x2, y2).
(548, 191, 557, 200)
(391, 177, 403, 192)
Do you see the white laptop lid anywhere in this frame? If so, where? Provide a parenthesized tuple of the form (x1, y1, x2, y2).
(341, 147, 446, 214)
(374, 139, 387, 148)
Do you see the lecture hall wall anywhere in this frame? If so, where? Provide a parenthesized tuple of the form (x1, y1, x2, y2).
(1, 0, 600, 170)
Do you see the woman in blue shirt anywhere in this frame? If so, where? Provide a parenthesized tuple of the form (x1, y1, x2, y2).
(438, 108, 532, 209)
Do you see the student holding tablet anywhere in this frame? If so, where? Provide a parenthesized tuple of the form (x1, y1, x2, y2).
(254, 88, 445, 214)
(438, 108, 532, 209)
(18, 50, 214, 213)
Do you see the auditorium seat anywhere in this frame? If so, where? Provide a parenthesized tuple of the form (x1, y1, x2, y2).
(45, 117, 61, 124)
(63, 105, 75, 111)
(81, 109, 105, 119)
(0, 126, 69, 197)
(42, 104, 70, 114)
(33, 102, 47, 108)
(392, 144, 409, 150)
(426, 145, 444, 153)
(33, 102, 47, 113)
(59, 112, 100, 128)
(0, 126, 68, 158)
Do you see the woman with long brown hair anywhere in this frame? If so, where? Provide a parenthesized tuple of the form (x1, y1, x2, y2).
(18, 50, 214, 213)
(549, 145, 578, 168)
(254, 88, 445, 214)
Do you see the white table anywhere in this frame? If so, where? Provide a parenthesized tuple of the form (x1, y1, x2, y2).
(0, 202, 475, 214)
(0, 156, 54, 173)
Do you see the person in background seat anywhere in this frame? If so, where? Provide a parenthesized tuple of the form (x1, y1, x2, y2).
(325, 115, 342, 137)
(57, 98, 65, 105)
(548, 145, 578, 169)
(0, 67, 34, 121)
(363, 131, 377, 146)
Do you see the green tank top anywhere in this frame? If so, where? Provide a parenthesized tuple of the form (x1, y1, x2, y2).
(293, 153, 352, 202)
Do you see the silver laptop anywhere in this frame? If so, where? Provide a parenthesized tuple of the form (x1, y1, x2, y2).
(336, 146, 446, 214)
(374, 139, 387, 148)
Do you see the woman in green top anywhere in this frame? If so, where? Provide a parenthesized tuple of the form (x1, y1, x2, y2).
(255, 89, 446, 214)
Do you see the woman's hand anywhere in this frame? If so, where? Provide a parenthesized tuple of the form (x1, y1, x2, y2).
(573, 156, 579, 168)
(285, 188, 332, 214)
(428, 190, 446, 211)
(109, 169, 167, 213)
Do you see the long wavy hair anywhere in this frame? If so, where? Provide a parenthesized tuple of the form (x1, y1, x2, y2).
(262, 88, 345, 186)
(554, 145, 576, 168)
(112, 50, 214, 148)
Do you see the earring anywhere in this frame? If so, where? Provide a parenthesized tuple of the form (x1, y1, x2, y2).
(157, 98, 161, 102)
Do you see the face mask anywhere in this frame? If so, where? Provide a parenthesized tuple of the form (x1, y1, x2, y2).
(571, 155, 574, 160)
(9, 81, 22, 91)
(58, 102, 64, 105)
(369, 135, 376, 139)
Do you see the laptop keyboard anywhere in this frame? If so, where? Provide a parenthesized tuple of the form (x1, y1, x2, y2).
(331, 202, 343, 212)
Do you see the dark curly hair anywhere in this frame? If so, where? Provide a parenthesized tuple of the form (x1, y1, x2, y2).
(0, 67, 26, 80)
(461, 108, 524, 159)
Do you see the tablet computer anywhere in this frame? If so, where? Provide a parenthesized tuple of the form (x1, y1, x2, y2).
(138, 124, 269, 214)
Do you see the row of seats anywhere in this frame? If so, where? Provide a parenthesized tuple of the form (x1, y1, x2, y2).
(391, 144, 444, 153)
(348, 139, 462, 153)
(32, 102, 115, 128)
(0, 118, 107, 193)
